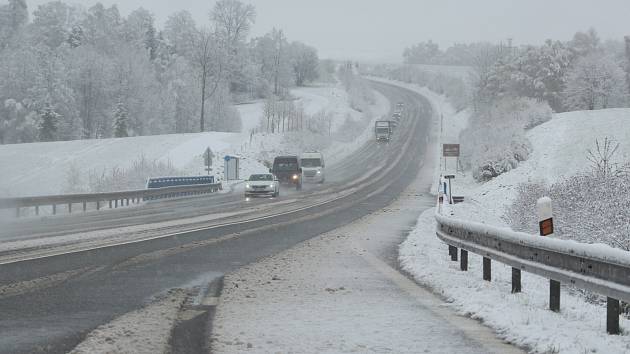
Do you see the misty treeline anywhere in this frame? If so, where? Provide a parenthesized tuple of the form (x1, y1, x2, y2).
(373, 28, 630, 181)
(0, 0, 321, 145)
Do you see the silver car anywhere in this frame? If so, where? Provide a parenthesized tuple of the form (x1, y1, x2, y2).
(244, 173, 280, 198)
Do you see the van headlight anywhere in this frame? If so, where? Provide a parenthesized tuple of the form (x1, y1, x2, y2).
(317, 170, 322, 174)
(245, 184, 251, 189)
(292, 174, 299, 180)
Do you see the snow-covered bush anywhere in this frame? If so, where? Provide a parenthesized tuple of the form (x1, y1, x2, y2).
(492, 97, 553, 130)
(460, 98, 533, 181)
(563, 53, 629, 111)
(64, 155, 184, 193)
(507, 140, 630, 250)
(339, 65, 375, 112)
(506, 173, 630, 250)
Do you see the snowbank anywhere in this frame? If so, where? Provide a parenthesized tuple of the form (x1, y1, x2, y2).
(0, 131, 260, 197)
(401, 209, 630, 354)
(389, 77, 630, 353)
(70, 289, 187, 354)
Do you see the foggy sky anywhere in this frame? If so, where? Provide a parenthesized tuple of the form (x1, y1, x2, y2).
(24, 0, 630, 62)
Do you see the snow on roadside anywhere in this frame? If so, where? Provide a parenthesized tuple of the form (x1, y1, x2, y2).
(400, 209, 630, 354)
(69, 289, 188, 354)
(380, 77, 630, 353)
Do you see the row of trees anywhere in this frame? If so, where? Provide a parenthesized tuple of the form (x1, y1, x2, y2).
(0, 0, 320, 144)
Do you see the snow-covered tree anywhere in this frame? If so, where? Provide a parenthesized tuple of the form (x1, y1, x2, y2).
(113, 100, 129, 137)
(563, 53, 629, 110)
(38, 104, 59, 142)
(290, 42, 319, 86)
(32, 1, 81, 48)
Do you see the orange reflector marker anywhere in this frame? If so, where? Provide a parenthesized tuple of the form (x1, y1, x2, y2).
(539, 218, 554, 236)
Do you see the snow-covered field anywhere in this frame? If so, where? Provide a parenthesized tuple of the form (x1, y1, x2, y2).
(0, 81, 384, 198)
(388, 78, 630, 353)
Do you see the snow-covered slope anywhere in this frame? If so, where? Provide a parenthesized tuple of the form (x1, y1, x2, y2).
(0, 132, 253, 197)
(388, 79, 630, 353)
(466, 108, 630, 219)
(0, 82, 385, 197)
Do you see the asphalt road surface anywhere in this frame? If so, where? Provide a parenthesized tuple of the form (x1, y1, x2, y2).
(0, 81, 434, 353)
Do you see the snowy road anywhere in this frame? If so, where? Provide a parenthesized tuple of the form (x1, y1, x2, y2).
(0, 82, 436, 353)
(211, 165, 523, 354)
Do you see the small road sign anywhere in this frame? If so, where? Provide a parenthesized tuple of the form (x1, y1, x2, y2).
(443, 144, 460, 157)
(205, 148, 214, 167)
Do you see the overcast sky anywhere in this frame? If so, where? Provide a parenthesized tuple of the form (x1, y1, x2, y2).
(24, 0, 630, 62)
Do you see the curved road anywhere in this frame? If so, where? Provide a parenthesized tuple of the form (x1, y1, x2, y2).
(0, 81, 434, 353)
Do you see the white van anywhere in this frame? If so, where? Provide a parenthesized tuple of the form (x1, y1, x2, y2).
(300, 152, 325, 184)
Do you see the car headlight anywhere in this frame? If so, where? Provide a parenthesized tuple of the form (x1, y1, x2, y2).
(317, 170, 322, 174)
(269, 184, 274, 188)
(292, 174, 299, 180)
(245, 184, 250, 189)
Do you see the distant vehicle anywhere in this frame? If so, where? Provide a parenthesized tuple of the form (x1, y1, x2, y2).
(375, 120, 392, 142)
(300, 151, 325, 184)
(245, 173, 279, 198)
(271, 156, 302, 190)
(397, 102, 405, 110)
(392, 111, 402, 121)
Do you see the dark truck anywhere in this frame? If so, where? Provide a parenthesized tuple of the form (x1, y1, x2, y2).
(271, 156, 302, 190)
(375, 120, 393, 142)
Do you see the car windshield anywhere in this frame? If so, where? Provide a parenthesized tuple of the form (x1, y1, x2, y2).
(249, 174, 273, 181)
(301, 158, 321, 167)
(274, 161, 298, 171)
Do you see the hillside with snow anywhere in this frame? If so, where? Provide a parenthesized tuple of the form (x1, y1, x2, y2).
(0, 83, 388, 198)
(463, 108, 630, 220)
(396, 83, 630, 353)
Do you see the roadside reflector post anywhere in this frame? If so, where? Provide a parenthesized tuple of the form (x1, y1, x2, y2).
(607, 297, 621, 335)
(449, 245, 458, 261)
(483, 257, 491, 281)
(460, 249, 468, 271)
(537, 196, 560, 312)
(512, 268, 522, 293)
(444, 174, 455, 205)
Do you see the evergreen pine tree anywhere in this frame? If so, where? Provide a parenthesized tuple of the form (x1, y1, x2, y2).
(113, 101, 129, 138)
(38, 104, 59, 142)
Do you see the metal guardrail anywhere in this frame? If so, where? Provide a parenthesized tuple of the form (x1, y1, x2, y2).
(436, 209, 630, 335)
(0, 183, 222, 217)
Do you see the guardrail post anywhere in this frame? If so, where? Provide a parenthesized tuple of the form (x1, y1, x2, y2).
(483, 257, 491, 281)
(460, 250, 468, 271)
(109, 200, 112, 209)
(550, 280, 560, 312)
(15, 207, 20, 218)
(96, 201, 101, 210)
(607, 297, 620, 335)
(68, 203, 72, 214)
(52, 204, 57, 215)
(83, 202, 87, 212)
(114, 200, 118, 208)
(449, 245, 458, 261)
(512, 268, 521, 293)
(126, 198, 129, 206)
(35, 205, 39, 216)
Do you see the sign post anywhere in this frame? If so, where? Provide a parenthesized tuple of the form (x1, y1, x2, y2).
(204, 147, 214, 175)
(537, 197, 560, 312)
